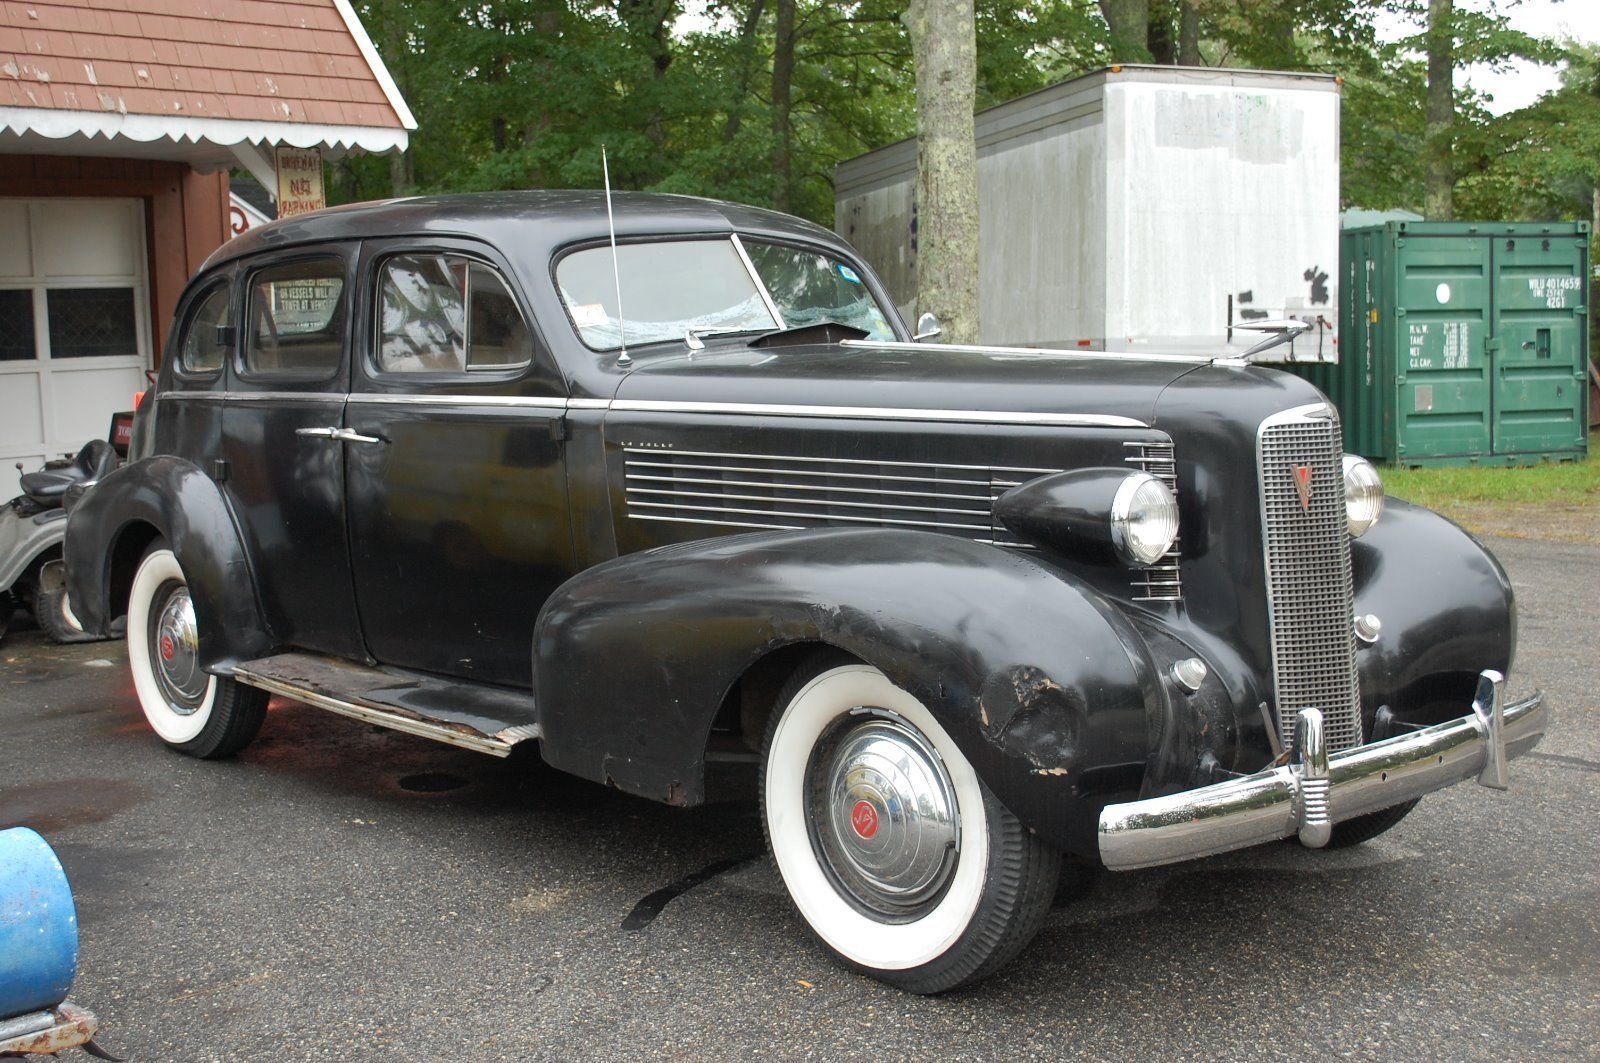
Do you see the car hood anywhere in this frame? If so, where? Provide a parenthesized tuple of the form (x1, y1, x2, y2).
(613, 341, 1204, 424)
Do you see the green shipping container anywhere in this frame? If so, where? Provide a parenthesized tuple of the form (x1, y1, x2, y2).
(1289, 221, 1590, 467)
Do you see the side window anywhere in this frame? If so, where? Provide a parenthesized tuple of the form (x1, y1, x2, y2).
(243, 258, 346, 376)
(178, 282, 230, 375)
(466, 262, 532, 369)
(376, 253, 532, 374)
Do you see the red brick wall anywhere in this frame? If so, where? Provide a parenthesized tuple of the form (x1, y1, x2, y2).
(0, 155, 230, 362)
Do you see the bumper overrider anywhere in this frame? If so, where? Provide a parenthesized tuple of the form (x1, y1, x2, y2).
(1098, 671, 1547, 871)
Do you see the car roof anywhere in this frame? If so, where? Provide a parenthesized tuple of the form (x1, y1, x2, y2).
(207, 190, 851, 272)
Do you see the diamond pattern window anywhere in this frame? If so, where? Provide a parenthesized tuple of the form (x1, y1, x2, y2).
(47, 288, 137, 359)
(0, 290, 33, 361)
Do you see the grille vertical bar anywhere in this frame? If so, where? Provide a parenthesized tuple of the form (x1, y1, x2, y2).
(1124, 441, 1182, 602)
(1257, 405, 1362, 753)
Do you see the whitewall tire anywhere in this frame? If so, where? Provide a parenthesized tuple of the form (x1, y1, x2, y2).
(127, 541, 267, 758)
(761, 653, 1060, 993)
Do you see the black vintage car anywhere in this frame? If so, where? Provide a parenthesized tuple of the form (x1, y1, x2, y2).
(66, 192, 1546, 993)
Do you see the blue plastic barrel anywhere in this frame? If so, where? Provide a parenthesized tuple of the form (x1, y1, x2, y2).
(0, 827, 79, 1018)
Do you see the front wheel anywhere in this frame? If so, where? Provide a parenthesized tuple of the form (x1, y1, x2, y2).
(127, 541, 267, 758)
(1325, 798, 1419, 848)
(760, 653, 1059, 994)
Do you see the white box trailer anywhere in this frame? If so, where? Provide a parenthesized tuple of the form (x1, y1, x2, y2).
(834, 65, 1341, 361)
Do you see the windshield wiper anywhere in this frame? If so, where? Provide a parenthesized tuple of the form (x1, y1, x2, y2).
(749, 321, 870, 349)
(685, 326, 768, 351)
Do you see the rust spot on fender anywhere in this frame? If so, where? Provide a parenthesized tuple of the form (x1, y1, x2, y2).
(978, 666, 1083, 770)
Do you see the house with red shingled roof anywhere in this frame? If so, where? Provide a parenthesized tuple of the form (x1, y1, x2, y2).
(0, 0, 413, 493)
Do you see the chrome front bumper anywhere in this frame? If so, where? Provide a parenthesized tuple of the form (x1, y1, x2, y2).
(1098, 671, 1547, 871)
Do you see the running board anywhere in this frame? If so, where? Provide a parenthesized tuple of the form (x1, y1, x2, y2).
(232, 652, 541, 758)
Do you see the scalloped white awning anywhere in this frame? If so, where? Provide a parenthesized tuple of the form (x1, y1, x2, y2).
(0, 106, 408, 171)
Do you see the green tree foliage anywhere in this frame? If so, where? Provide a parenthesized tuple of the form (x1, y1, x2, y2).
(332, 1, 1111, 225)
(328, 0, 1593, 228)
(1456, 42, 1600, 220)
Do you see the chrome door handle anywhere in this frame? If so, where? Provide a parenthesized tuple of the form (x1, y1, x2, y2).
(332, 428, 385, 445)
(295, 426, 339, 438)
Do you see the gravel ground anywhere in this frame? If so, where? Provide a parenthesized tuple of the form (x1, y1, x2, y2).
(0, 534, 1595, 1061)
(1426, 502, 1599, 546)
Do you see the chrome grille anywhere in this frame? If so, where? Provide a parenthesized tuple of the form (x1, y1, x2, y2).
(1258, 405, 1362, 753)
(1125, 440, 1182, 602)
(623, 447, 1058, 547)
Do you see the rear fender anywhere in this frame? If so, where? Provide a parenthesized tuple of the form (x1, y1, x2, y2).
(533, 528, 1166, 856)
(64, 456, 271, 669)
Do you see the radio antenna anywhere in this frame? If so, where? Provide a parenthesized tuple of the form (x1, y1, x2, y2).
(601, 146, 631, 366)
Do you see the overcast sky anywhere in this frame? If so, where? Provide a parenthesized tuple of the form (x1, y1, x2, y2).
(1383, 0, 1597, 115)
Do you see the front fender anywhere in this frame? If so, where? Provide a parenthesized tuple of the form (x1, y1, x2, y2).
(1351, 498, 1517, 730)
(64, 456, 271, 669)
(533, 528, 1166, 856)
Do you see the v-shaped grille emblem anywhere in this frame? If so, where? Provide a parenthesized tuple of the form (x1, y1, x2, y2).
(1293, 465, 1314, 511)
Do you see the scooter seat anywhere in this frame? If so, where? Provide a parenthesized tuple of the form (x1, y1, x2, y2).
(19, 440, 118, 507)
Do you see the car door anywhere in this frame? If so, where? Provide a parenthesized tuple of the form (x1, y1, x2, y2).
(153, 266, 235, 467)
(221, 247, 364, 659)
(343, 239, 573, 687)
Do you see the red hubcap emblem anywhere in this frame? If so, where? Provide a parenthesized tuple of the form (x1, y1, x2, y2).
(850, 800, 879, 839)
(159, 634, 176, 661)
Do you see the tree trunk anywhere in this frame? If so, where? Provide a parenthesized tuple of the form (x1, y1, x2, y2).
(905, 0, 980, 344)
(619, 0, 678, 151)
(388, 147, 415, 198)
(1178, 1, 1200, 65)
(488, 13, 511, 154)
(722, 0, 767, 144)
(1424, 0, 1454, 220)
(1097, 0, 1150, 62)
(772, 0, 796, 212)
(1147, 0, 1176, 65)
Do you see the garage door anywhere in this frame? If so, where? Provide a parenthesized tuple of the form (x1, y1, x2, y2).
(0, 198, 151, 499)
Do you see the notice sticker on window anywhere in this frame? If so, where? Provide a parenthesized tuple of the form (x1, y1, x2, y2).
(836, 264, 862, 285)
(570, 303, 608, 327)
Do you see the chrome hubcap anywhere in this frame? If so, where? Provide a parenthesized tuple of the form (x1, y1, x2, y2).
(807, 711, 960, 920)
(150, 582, 205, 711)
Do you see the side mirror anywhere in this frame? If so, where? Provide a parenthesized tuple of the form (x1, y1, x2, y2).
(913, 312, 942, 341)
(215, 324, 237, 348)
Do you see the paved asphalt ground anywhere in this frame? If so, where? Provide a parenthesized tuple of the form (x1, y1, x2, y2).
(2, 535, 1596, 1061)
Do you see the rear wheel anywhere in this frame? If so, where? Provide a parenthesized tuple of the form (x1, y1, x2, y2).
(127, 541, 267, 758)
(760, 653, 1059, 994)
(32, 558, 103, 644)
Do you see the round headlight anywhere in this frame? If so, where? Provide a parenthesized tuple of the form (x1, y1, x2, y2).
(1342, 454, 1384, 537)
(1111, 473, 1179, 566)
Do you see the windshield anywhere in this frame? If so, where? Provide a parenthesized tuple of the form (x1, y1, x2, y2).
(743, 241, 893, 340)
(556, 236, 894, 350)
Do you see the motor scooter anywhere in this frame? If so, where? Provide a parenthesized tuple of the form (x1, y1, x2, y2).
(0, 439, 119, 645)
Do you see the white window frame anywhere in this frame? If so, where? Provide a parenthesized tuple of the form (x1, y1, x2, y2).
(0, 198, 152, 481)
(0, 198, 152, 368)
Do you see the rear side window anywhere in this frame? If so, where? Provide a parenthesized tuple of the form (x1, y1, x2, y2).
(179, 282, 230, 374)
(377, 253, 532, 373)
(244, 258, 346, 376)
